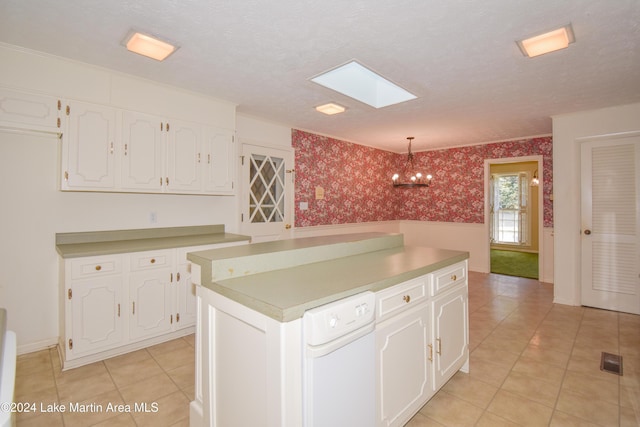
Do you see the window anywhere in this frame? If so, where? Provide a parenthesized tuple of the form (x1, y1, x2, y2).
(490, 172, 530, 245)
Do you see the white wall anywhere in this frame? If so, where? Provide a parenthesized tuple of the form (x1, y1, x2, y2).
(552, 102, 640, 306)
(236, 113, 292, 149)
(293, 220, 554, 282)
(0, 44, 239, 353)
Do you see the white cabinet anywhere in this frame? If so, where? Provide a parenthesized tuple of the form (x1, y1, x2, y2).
(65, 254, 125, 356)
(203, 126, 235, 194)
(129, 249, 174, 340)
(432, 285, 468, 390)
(0, 87, 61, 133)
(376, 303, 432, 427)
(60, 100, 117, 190)
(374, 260, 468, 427)
(121, 110, 164, 191)
(60, 100, 235, 195)
(167, 119, 203, 193)
(60, 241, 247, 369)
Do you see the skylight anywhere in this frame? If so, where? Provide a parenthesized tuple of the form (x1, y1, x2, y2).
(311, 61, 417, 109)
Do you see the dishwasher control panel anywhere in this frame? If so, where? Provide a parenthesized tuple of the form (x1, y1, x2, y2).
(303, 291, 375, 346)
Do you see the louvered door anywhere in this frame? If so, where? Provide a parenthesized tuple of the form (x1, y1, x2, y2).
(581, 136, 640, 314)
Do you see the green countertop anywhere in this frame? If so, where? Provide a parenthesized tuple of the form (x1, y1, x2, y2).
(188, 233, 469, 322)
(56, 224, 250, 258)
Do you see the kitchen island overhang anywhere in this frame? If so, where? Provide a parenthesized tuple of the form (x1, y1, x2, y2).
(187, 233, 469, 427)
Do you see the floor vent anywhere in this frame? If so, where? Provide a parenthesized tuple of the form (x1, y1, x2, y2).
(600, 352, 623, 376)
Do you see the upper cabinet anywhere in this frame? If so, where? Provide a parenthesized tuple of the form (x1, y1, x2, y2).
(0, 87, 61, 133)
(59, 99, 236, 195)
(61, 100, 117, 190)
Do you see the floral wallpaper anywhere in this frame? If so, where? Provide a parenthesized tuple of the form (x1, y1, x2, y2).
(292, 129, 553, 228)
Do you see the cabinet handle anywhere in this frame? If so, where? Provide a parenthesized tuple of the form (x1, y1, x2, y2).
(403, 295, 411, 303)
(166, 122, 170, 132)
(68, 338, 73, 350)
(124, 143, 128, 156)
(132, 301, 135, 315)
(110, 142, 114, 154)
(170, 314, 173, 324)
(436, 338, 442, 355)
(176, 313, 180, 322)
(166, 177, 169, 186)
(177, 272, 181, 282)
(451, 274, 457, 281)
(208, 154, 211, 164)
(171, 272, 174, 282)
(117, 303, 120, 317)
(160, 122, 163, 131)
(197, 153, 201, 163)
(160, 177, 163, 186)
(428, 343, 433, 362)
(95, 265, 102, 271)
(150, 258, 156, 264)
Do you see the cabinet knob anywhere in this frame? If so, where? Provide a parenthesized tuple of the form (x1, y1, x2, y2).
(95, 265, 102, 271)
(584, 229, 592, 235)
(451, 274, 457, 281)
(403, 295, 411, 303)
(150, 258, 156, 264)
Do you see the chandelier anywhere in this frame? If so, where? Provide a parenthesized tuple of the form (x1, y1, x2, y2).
(392, 137, 432, 188)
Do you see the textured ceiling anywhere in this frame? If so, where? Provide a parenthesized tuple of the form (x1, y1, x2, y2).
(1, 0, 638, 152)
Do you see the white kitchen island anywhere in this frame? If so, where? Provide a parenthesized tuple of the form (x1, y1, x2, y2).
(187, 233, 469, 427)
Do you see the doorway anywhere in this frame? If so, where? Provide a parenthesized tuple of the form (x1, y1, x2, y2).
(485, 158, 543, 280)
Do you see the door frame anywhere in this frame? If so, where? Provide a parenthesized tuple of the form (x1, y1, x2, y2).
(484, 155, 544, 279)
(238, 142, 295, 242)
(577, 131, 640, 313)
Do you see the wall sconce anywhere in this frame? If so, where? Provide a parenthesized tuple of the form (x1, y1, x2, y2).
(531, 170, 540, 186)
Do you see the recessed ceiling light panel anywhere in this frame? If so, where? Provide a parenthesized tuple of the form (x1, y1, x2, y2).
(315, 102, 346, 115)
(311, 61, 417, 109)
(123, 30, 178, 61)
(517, 24, 575, 58)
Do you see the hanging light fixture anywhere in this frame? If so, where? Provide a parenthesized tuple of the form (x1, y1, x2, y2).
(392, 137, 432, 188)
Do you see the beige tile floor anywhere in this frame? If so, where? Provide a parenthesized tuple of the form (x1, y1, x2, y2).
(408, 272, 640, 427)
(13, 272, 640, 426)
(14, 334, 195, 427)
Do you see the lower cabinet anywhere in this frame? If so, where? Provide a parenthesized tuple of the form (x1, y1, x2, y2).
(376, 303, 433, 427)
(375, 260, 469, 427)
(69, 274, 124, 355)
(432, 285, 469, 390)
(60, 241, 245, 369)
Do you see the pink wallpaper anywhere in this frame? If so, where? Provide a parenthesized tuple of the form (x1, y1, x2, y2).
(292, 129, 553, 228)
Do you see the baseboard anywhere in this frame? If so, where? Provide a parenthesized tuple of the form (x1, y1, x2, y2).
(17, 337, 58, 356)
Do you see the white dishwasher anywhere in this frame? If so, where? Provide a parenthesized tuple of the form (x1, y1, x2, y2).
(302, 291, 376, 427)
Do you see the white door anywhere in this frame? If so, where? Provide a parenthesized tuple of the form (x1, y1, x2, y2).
(581, 136, 640, 314)
(241, 144, 294, 242)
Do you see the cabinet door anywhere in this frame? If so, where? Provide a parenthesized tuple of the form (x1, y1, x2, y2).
(432, 285, 468, 390)
(0, 87, 60, 133)
(176, 261, 197, 328)
(376, 304, 432, 427)
(121, 110, 164, 191)
(62, 100, 117, 190)
(166, 119, 202, 193)
(129, 268, 173, 340)
(203, 126, 235, 194)
(69, 276, 124, 356)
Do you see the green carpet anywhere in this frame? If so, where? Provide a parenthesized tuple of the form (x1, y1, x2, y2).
(490, 249, 539, 279)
